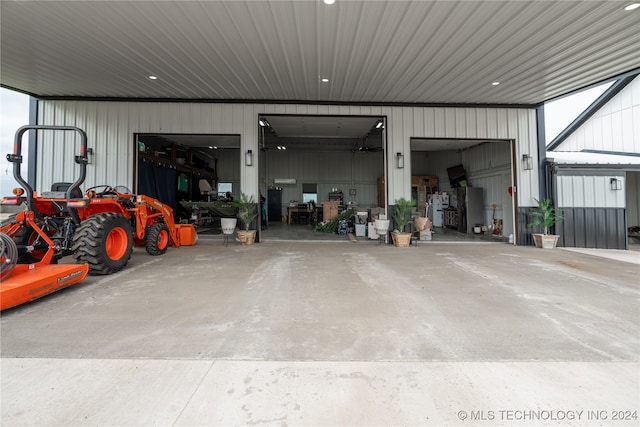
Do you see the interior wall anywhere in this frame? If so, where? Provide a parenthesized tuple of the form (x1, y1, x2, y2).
(263, 149, 383, 217)
(463, 141, 513, 235)
(214, 149, 241, 197)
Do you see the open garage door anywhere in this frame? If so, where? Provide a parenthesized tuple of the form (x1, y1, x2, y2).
(258, 115, 386, 241)
(134, 133, 240, 228)
(410, 138, 516, 242)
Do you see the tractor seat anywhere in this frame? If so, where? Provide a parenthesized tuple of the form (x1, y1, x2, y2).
(41, 182, 83, 199)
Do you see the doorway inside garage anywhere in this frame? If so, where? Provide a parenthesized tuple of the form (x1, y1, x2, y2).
(134, 133, 240, 233)
(410, 138, 516, 243)
(258, 115, 386, 241)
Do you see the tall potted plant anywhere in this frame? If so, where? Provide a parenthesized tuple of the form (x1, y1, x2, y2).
(234, 192, 258, 245)
(391, 197, 416, 247)
(528, 198, 563, 249)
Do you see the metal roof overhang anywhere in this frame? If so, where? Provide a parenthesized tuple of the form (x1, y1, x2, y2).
(1, 1, 639, 106)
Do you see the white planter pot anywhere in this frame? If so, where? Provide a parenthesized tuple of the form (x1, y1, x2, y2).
(374, 219, 390, 235)
(221, 218, 237, 235)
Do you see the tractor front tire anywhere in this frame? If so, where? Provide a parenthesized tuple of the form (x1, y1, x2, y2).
(146, 223, 170, 256)
(72, 213, 133, 275)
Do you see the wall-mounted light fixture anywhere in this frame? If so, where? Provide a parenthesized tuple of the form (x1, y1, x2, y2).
(245, 150, 253, 166)
(396, 152, 404, 169)
(610, 177, 622, 190)
(522, 154, 533, 170)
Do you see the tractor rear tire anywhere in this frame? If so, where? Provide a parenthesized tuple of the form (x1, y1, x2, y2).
(146, 223, 170, 256)
(72, 213, 133, 275)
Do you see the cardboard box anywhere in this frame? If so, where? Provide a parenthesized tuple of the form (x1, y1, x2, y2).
(419, 230, 432, 241)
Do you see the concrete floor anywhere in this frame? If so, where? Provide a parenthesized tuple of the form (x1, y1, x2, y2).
(1, 239, 638, 426)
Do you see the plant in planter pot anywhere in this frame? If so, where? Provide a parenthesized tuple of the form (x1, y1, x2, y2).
(528, 198, 563, 249)
(234, 192, 258, 245)
(390, 197, 416, 247)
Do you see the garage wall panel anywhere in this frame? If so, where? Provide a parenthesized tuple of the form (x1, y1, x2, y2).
(37, 100, 538, 207)
(557, 175, 625, 208)
(557, 208, 626, 249)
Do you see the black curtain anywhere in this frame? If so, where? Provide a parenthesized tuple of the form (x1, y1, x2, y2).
(138, 159, 178, 209)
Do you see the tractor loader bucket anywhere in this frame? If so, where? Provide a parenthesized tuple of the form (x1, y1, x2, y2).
(1, 263, 89, 311)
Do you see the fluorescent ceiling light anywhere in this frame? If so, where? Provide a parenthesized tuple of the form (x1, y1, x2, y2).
(148, 75, 158, 80)
(492, 81, 500, 86)
(624, 3, 640, 11)
(321, 78, 329, 83)
(323, 0, 335, 4)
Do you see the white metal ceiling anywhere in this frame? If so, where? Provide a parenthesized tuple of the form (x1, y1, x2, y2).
(1, 0, 639, 105)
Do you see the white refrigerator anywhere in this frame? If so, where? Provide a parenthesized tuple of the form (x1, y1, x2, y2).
(428, 194, 449, 227)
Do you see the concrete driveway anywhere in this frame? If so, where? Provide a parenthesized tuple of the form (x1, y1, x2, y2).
(1, 240, 638, 426)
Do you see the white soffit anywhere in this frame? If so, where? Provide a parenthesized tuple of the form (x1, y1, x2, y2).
(1, 1, 639, 105)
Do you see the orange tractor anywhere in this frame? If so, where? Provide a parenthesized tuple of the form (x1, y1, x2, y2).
(0, 125, 196, 311)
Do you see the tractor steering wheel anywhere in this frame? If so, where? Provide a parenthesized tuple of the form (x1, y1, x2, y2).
(86, 185, 116, 198)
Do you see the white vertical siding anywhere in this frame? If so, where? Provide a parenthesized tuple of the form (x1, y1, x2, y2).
(557, 175, 626, 208)
(37, 100, 538, 206)
(394, 106, 537, 205)
(555, 75, 640, 153)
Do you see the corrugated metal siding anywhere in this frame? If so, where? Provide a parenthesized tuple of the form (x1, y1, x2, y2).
(555, 76, 640, 153)
(556, 175, 625, 208)
(518, 206, 627, 249)
(36, 101, 537, 208)
(517, 207, 535, 246)
(557, 208, 626, 249)
(4, 2, 640, 105)
(392, 106, 537, 207)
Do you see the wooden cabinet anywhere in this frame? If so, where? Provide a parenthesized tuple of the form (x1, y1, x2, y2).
(444, 208, 458, 229)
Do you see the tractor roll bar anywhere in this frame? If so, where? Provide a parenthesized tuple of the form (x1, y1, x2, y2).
(8, 125, 89, 213)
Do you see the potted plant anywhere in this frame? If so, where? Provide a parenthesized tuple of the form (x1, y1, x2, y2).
(234, 192, 258, 245)
(390, 197, 416, 247)
(528, 198, 563, 249)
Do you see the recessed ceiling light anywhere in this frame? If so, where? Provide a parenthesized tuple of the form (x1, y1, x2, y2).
(323, 0, 335, 4)
(321, 78, 329, 83)
(492, 81, 500, 86)
(624, 3, 640, 10)
(148, 75, 158, 80)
